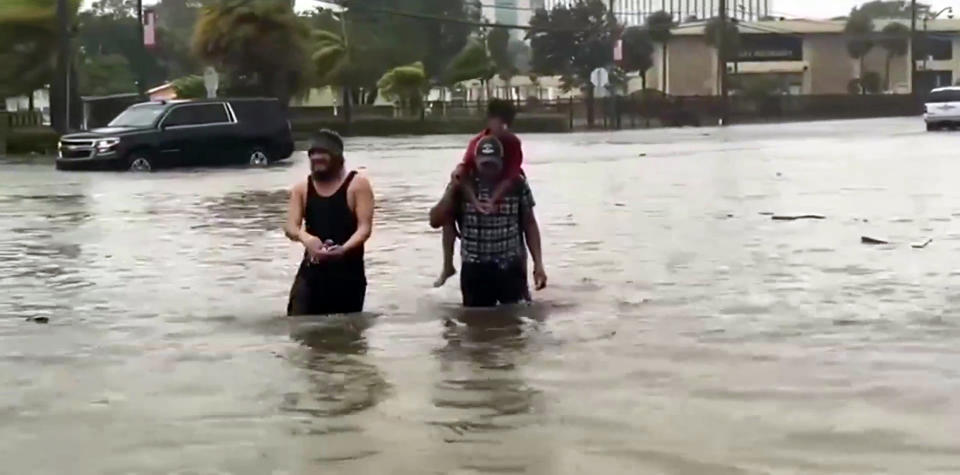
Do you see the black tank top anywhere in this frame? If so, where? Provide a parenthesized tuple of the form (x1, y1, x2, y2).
(304, 171, 364, 277)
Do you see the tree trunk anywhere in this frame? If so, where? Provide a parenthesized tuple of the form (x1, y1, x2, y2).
(661, 42, 669, 94)
(585, 83, 596, 128)
(860, 55, 867, 96)
(641, 71, 649, 127)
(52, 0, 71, 134)
(885, 54, 892, 92)
(341, 86, 353, 125)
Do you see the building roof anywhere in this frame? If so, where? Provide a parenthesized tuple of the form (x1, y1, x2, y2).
(147, 83, 174, 94)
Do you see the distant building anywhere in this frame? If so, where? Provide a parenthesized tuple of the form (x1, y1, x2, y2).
(483, 0, 536, 38)
(542, 0, 771, 26)
(3, 89, 50, 125)
(649, 18, 960, 96)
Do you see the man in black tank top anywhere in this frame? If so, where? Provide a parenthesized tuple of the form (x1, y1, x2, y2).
(283, 130, 374, 316)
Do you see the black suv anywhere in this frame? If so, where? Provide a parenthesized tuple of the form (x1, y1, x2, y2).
(57, 98, 294, 171)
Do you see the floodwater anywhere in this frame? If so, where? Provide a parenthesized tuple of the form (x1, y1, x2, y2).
(2, 117, 960, 474)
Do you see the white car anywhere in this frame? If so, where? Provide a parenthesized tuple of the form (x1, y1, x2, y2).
(924, 87, 960, 131)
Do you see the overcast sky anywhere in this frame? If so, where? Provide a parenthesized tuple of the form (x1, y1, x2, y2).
(85, 0, 960, 20)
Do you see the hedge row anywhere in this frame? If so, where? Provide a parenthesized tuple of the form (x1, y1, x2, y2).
(290, 113, 569, 139)
(6, 127, 59, 155)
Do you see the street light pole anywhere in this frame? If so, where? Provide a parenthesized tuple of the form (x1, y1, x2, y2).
(136, 0, 146, 97)
(911, 0, 917, 98)
(718, 0, 728, 125)
(55, 0, 71, 133)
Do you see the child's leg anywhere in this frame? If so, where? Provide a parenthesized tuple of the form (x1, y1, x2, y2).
(434, 222, 458, 287)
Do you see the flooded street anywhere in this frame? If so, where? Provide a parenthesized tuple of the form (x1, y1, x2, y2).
(4, 117, 960, 474)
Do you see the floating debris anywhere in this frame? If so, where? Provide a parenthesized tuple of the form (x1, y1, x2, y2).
(25, 316, 49, 324)
(772, 215, 826, 221)
(911, 238, 933, 249)
(861, 236, 889, 245)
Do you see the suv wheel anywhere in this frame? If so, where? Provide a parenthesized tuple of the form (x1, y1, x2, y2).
(128, 154, 153, 172)
(248, 146, 270, 167)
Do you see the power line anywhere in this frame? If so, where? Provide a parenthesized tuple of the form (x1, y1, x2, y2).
(345, 3, 579, 32)
(325, 2, 947, 39)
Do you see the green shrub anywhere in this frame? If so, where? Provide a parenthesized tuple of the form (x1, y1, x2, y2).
(172, 75, 207, 99)
(7, 127, 59, 155)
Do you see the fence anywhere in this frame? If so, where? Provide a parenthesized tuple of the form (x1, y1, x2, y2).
(583, 93, 923, 129)
(81, 94, 142, 130)
(5, 110, 45, 128)
(75, 92, 923, 137)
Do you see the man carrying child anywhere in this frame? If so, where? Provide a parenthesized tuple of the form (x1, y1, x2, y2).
(429, 100, 547, 307)
(434, 99, 529, 288)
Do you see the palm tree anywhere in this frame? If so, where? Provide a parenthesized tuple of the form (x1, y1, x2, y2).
(192, 0, 309, 106)
(704, 17, 741, 92)
(444, 38, 495, 102)
(646, 11, 675, 94)
(0, 0, 75, 98)
(879, 22, 909, 92)
(377, 62, 428, 117)
(0, 0, 81, 131)
(844, 9, 875, 94)
(310, 28, 352, 121)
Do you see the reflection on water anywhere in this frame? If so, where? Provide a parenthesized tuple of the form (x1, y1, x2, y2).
(3, 119, 960, 473)
(282, 315, 391, 464)
(427, 309, 549, 473)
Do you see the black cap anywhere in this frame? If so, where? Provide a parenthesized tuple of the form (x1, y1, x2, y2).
(475, 135, 503, 158)
(309, 129, 344, 156)
(474, 135, 504, 172)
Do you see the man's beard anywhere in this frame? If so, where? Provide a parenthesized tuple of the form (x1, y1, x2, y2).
(311, 161, 344, 182)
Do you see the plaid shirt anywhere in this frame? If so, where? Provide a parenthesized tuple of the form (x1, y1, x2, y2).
(459, 178, 535, 264)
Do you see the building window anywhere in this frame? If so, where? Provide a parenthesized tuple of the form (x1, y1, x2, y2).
(923, 36, 953, 61)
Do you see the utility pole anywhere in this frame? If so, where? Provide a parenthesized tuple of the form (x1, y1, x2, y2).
(718, 0, 728, 125)
(136, 0, 146, 97)
(910, 0, 918, 99)
(54, 0, 71, 133)
(609, 0, 618, 130)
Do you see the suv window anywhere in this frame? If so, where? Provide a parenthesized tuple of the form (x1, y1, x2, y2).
(231, 100, 285, 127)
(163, 103, 230, 127)
(927, 89, 960, 103)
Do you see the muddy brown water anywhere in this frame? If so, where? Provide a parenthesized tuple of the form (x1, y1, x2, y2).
(2, 117, 960, 474)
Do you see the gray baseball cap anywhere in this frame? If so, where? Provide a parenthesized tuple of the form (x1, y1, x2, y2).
(308, 129, 344, 156)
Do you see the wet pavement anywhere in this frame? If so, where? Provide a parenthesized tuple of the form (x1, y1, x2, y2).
(2, 117, 960, 474)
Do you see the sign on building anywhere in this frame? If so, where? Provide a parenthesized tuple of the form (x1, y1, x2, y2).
(736, 35, 803, 62)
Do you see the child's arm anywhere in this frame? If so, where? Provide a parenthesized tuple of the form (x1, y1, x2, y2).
(488, 173, 523, 206)
(487, 134, 524, 205)
(458, 166, 486, 211)
(451, 162, 469, 183)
